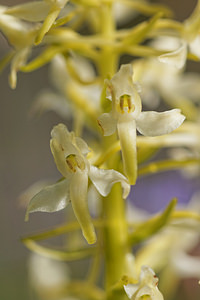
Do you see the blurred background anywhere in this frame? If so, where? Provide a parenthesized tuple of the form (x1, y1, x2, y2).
(0, 0, 199, 299)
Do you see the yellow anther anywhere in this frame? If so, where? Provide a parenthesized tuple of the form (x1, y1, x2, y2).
(66, 154, 85, 173)
(118, 95, 135, 114)
(66, 154, 77, 173)
(140, 296, 151, 300)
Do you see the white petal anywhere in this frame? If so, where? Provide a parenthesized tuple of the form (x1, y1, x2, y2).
(5, 2, 50, 22)
(189, 35, 200, 59)
(51, 123, 79, 157)
(75, 137, 90, 155)
(109, 64, 137, 99)
(136, 285, 163, 300)
(108, 64, 142, 118)
(172, 250, 200, 278)
(50, 138, 71, 178)
(29, 253, 70, 290)
(31, 90, 71, 119)
(124, 266, 164, 300)
(89, 165, 130, 199)
(0, 13, 39, 48)
(50, 55, 69, 93)
(117, 115, 137, 185)
(136, 109, 185, 137)
(97, 113, 117, 136)
(124, 284, 139, 299)
(158, 41, 187, 69)
(25, 179, 70, 220)
(70, 169, 96, 244)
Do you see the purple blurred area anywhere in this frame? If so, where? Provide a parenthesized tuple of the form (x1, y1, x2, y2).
(131, 170, 200, 214)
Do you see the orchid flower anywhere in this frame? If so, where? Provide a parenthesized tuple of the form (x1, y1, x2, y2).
(98, 64, 185, 185)
(129, 194, 200, 298)
(31, 54, 101, 134)
(26, 123, 130, 244)
(3, 1, 69, 44)
(132, 57, 200, 120)
(124, 265, 164, 300)
(0, 6, 40, 88)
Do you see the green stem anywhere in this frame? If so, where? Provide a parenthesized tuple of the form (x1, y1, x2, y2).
(97, 4, 118, 80)
(96, 4, 129, 300)
(102, 183, 129, 290)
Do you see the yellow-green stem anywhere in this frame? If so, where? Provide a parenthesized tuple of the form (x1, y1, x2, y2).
(96, 5, 129, 299)
(102, 183, 128, 290)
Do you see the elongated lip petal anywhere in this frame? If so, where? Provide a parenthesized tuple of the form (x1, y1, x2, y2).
(25, 179, 70, 221)
(70, 169, 96, 244)
(117, 116, 137, 185)
(89, 165, 130, 199)
(136, 109, 185, 137)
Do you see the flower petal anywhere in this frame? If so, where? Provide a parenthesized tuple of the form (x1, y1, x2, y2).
(25, 179, 70, 221)
(97, 113, 117, 136)
(30, 90, 71, 119)
(136, 109, 185, 137)
(124, 266, 164, 300)
(158, 40, 187, 69)
(0, 13, 39, 48)
(172, 250, 200, 278)
(5, 2, 50, 22)
(189, 35, 200, 59)
(70, 169, 96, 244)
(89, 165, 130, 199)
(75, 137, 90, 155)
(117, 115, 137, 185)
(124, 284, 139, 299)
(51, 123, 80, 158)
(50, 138, 71, 178)
(107, 64, 142, 118)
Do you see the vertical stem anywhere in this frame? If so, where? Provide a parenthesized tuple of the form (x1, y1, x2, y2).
(97, 4, 118, 79)
(96, 4, 129, 299)
(102, 182, 128, 288)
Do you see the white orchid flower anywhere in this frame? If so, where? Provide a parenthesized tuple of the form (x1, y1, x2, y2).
(124, 265, 164, 300)
(3, 1, 69, 44)
(132, 58, 200, 120)
(0, 6, 40, 88)
(98, 64, 185, 184)
(26, 123, 130, 244)
(32, 54, 101, 135)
